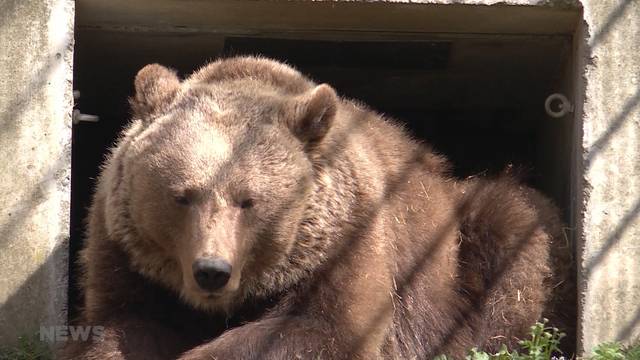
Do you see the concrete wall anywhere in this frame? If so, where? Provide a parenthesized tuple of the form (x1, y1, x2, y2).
(576, 0, 640, 352)
(0, 0, 74, 345)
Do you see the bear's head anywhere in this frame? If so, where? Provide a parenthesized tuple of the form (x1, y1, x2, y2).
(116, 59, 338, 312)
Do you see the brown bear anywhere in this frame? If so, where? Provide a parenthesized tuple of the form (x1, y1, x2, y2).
(59, 56, 570, 359)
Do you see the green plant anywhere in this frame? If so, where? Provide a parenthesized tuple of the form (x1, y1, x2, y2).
(591, 342, 626, 360)
(625, 343, 640, 360)
(434, 321, 640, 360)
(590, 342, 640, 360)
(0, 335, 51, 360)
(517, 319, 566, 360)
(435, 319, 567, 360)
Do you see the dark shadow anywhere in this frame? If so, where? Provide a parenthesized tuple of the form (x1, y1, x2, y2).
(0, 36, 71, 249)
(583, 197, 640, 278)
(584, 89, 640, 171)
(617, 306, 640, 343)
(0, 154, 69, 249)
(588, 0, 635, 48)
(0, 244, 67, 346)
(0, 39, 70, 137)
(0, 0, 19, 18)
(572, 0, 640, 350)
(0, 3, 72, 342)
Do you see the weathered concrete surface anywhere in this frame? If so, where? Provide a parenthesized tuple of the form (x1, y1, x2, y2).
(0, 0, 74, 345)
(576, 0, 640, 353)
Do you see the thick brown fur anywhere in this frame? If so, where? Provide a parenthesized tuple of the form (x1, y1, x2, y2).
(58, 56, 569, 360)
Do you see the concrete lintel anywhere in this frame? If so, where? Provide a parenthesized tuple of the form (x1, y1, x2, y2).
(76, 0, 581, 36)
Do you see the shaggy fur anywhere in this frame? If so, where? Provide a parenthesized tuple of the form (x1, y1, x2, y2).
(59, 56, 568, 360)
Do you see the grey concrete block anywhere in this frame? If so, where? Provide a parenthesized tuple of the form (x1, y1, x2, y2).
(576, 0, 640, 353)
(0, 0, 74, 345)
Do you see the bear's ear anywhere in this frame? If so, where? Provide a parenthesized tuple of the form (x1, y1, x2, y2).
(287, 84, 338, 145)
(130, 64, 181, 120)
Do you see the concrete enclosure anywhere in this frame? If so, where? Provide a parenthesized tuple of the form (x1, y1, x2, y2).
(0, 0, 74, 346)
(0, 0, 638, 356)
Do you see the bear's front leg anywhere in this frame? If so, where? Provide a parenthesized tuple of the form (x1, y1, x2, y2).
(57, 316, 190, 360)
(180, 266, 394, 360)
(178, 315, 360, 360)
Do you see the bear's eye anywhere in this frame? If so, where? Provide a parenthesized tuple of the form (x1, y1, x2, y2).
(240, 198, 254, 209)
(174, 195, 191, 206)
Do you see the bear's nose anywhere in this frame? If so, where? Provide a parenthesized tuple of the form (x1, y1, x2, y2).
(192, 257, 232, 292)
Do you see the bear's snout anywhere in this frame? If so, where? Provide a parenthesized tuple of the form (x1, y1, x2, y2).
(192, 257, 232, 292)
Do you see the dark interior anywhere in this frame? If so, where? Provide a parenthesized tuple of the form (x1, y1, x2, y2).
(71, 28, 575, 335)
